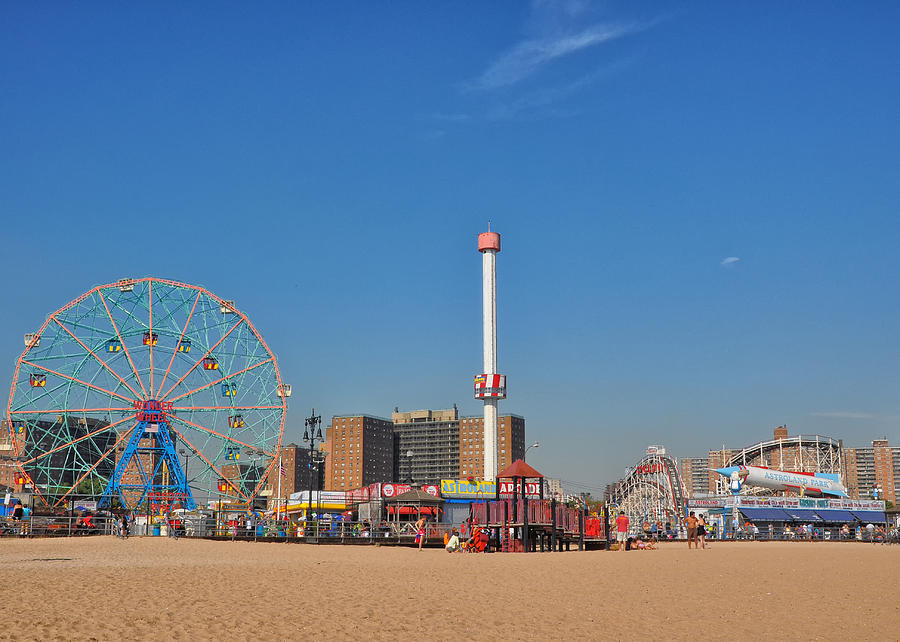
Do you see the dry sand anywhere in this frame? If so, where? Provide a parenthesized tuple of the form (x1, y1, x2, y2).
(0, 538, 897, 641)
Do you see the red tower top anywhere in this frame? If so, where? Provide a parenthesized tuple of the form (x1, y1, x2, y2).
(478, 232, 501, 252)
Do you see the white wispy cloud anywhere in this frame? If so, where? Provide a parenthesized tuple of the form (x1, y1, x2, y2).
(467, 22, 639, 91)
(810, 411, 875, 420)
(485, 60, 630, 121)
(720, 256, 740, 267)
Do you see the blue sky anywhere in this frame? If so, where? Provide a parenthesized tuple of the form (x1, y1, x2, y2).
(2, 2, 899, 494)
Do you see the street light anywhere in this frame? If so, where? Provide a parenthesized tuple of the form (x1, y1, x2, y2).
(178, 448, 190, 483)
(311, 449, 327, 528)
(406, 450, 413, 486)
(524, 442, 540, 461)
(303, 408, 323, 537)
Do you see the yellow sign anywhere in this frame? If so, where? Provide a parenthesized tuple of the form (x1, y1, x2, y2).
(440, 479, 496, 498)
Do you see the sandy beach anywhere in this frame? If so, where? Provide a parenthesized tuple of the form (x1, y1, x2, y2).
(0, 538, 897, 641)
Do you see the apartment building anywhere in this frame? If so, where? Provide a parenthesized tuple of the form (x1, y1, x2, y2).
(459, 414, 526, 479)
(324, 414, 394, 491)
(392, 407, 460, 485)
(680, 457, 711, 497)
(844, 439, 900, 504)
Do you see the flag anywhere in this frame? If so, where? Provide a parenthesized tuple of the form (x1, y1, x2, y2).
(280, 461, 287, 477)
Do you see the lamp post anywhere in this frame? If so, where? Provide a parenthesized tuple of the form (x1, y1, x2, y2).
(406, 450, 413, 486)
(178, 448, 190, 483)
(303, 408, 323, 537)
(524, 442, 540, 461)
(312, 449, 327, 533)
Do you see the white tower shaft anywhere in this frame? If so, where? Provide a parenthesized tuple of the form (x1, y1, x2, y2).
(482, 248, 498, 480)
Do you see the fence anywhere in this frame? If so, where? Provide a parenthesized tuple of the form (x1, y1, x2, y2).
(470, 499, 590, 536)
(1, 514, 458, 545)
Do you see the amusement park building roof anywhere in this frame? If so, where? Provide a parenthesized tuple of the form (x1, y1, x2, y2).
(850, 510, 888, 523)
(782, 508, 824, 522)
(819, 510, 859, 523)
(737, 507, 790, 521)
(497, 459, 544, 479)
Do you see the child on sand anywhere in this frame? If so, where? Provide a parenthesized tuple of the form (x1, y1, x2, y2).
(446, 529, 460, 552)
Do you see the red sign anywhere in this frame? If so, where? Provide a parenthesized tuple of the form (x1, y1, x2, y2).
(346, 483, 380, 503)
(382, 483, 412, 498)
(637, 463, 664, 475)
(381, 483, 440, 498)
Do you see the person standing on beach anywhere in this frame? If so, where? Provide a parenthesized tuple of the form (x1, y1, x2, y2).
(697, 514, 707, 549)
(10, 500, 26, 536)
(415, 515, 428, 551)
(685, 512, 699, 549)
(615, 511, 629, 552)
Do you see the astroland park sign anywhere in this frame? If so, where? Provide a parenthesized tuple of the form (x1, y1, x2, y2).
(688, 497, 886, 510)
(440, 479, 542, 499)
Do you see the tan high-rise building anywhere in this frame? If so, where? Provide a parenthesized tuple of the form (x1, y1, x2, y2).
(393, 407, 460, 485)
(392, 407, 527, 484)
(680, 457, 711, 497)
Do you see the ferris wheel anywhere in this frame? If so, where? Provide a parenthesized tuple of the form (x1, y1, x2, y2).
(6, 277, 288, 510)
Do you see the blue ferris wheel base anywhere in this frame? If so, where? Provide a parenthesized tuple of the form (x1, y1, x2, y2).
(99, 400, 197, 511)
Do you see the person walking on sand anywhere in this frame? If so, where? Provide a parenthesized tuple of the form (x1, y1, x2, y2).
(615, 511, 630, 552)
(685, 512, 699, 549)
(415, 515, 428, 551)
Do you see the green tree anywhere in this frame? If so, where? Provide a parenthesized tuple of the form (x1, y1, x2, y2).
(73, 476, 107, 496)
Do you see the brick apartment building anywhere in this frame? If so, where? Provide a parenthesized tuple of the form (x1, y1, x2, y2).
(324, 414, 394, 491)
(270, 442, 325, 499)
(323, 406, 527, 490)
(458, 413, 526, 480)
(844, 439, 900, 504)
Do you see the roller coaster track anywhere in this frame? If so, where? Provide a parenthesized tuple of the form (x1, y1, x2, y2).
(611, 452, 687, 526)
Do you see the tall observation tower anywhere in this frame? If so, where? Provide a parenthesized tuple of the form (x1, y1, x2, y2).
(474, 227, 506, 480)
